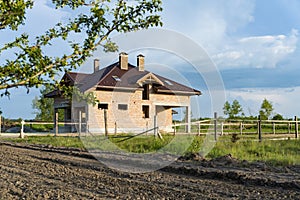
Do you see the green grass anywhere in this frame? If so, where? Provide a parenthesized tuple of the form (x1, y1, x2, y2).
(1, 136, 84, 148)
(206, 138, 300, 166)
(1, 134, 300, 166)
(30, 124, 54, 132)
(108, 134, 175, 153)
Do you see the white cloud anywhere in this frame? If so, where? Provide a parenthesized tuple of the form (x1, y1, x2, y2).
(226, 87, 300, 118)
(212, 29, 299, 68)
(163, 0, 256, 52)
(164, 1, 299, 70)
(19, 0, 70, 36)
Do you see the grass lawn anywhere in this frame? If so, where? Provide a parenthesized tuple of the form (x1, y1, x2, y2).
(1, 136, 84, 148)
(1, 134, 300, 166)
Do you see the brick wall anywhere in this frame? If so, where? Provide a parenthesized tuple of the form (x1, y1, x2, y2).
(86, 88, 190, 133)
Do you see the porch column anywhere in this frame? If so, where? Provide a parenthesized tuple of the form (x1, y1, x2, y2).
(54, 108, 58, 136)
(85, 105, 88, 133)
(185, 106, 191, 133)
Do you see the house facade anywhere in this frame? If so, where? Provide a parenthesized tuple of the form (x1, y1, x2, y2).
(46, 53, 201, 134)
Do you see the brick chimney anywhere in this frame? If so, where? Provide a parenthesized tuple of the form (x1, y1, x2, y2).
(94, 59, 100, 73)
(137, 54, 145, 72)
(119, 52, 128, 70)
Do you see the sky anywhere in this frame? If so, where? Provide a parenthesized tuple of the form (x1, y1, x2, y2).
(1, 0, 300, 119)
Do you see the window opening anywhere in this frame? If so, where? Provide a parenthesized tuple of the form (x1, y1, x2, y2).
(98, 103, 108, 110)
(142, 105, 150, 118)
(118, 104, 128, 110)
(142, 84, 149, 100)
(164, 80, 173, 85)
(112, 75, 121, 81)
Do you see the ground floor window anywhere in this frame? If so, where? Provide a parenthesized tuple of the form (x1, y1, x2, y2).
(142, 105, 149, 118)
(98, 103, 108, 110)
(118, 104, 128, 110)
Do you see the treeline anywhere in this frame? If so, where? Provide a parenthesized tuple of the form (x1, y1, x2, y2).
(222, 98, 285, 120)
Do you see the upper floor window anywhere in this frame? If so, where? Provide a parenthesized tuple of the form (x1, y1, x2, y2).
(112, 75, 121, 82)
(142, 84, 149, 100)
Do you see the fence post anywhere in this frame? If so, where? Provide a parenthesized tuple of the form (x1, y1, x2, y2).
(288, 122, 291, 134)
(114, 122, 117, 135)
(104, 109, 108, 136)
(146, 121, 148, 136)
(173, 121, 176, 136)
(240, 122, 243, 135)
(273, 122, 276, 134)
(214, 112, 217, 141)
(154, 115, 158, 137)
(55, 111, 58, 137)
(258, 115, 262, 142)
(220, 122, 224, 136)
(295, 116, 298, 139)
(20, 120, 25, 139)
(78, 110, 82, 137)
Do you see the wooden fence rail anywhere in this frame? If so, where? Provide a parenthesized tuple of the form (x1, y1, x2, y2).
(1, 115, 299, 141)
(172, 116, 299, 141)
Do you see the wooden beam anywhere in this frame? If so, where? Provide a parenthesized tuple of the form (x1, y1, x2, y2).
(104, 109, 108, 136)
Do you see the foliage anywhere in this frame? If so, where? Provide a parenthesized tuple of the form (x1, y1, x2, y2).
(231, 133, 240, 143)
(259, 98, 274, 120)
(0, 0, 163, 96)
(32, 84, 64, 121)
(0, 0, 33, 30)
(223, 100, 243, 119)
(223, 101, 231, 117)
(272, 113, 284, 120)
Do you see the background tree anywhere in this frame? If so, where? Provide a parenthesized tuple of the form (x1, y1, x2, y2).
(0, 0, 163, 96)
(32, 85, 64, 121)
(231, 100, 243, 118)
(259, 98, 274, 120)
(223, 99, 243, 119)
(223, 101, 231, 117)
(272, 113, 284, 120)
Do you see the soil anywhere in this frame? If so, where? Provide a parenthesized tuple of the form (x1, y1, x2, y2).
(1, 142, 300, 199)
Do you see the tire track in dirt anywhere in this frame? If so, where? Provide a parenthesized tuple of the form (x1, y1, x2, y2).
(1, 142, 300, 199)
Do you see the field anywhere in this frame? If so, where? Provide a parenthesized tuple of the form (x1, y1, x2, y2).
(1, 141, 300, 199)
(2, 134, 300, 166)
(1, 132, 300, 199)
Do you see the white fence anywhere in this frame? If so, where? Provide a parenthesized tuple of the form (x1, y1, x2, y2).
(1, 114, 299, 141)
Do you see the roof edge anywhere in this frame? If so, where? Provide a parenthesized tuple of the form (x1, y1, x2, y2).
(155, 89, 201, 96)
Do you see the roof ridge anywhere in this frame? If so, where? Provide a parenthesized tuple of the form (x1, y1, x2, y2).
(68, 71, 89, 75)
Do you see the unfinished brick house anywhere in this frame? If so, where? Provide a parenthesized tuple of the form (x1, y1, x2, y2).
(46, 53, 201, 134)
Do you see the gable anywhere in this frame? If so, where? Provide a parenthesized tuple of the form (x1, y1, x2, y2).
(136, 73, 164, 86)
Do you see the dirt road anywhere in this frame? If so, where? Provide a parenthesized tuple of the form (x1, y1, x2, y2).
(1, 142, 300, 199)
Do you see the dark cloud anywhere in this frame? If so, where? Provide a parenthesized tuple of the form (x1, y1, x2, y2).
(220, 67, 300, 89)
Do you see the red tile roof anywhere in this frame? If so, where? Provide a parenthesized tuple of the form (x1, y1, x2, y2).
(46, 62, 201, 97)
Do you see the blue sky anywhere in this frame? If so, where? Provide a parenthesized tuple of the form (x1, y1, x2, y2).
(1, 0, 300, 119)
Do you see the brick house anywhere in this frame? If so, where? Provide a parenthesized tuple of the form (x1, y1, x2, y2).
(46, 53, 201, 134)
